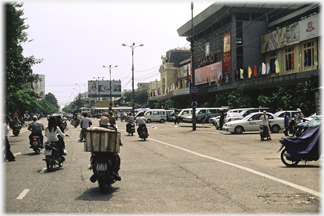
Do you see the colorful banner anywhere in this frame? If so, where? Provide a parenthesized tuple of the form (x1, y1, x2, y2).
(195, 61, 222, 86)
(178, 63, 191, 78)
(286, 22, 300, 46)
(223, 33, 231, 72)
(261, 27, 286, 53)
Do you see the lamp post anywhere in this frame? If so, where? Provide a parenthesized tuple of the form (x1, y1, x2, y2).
(93, 77, 104, 102)
(103, 65, 118, 111)
(122, 43, 143, 115)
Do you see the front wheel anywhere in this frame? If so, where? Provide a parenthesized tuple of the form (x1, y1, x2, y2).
(280, 149, 299, 166)
(46, 160, 53, 171)
(234, 126, 243, 134)
(271, 125, 280, 133)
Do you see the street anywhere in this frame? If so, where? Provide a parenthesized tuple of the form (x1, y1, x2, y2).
(4, 118, 321, 214)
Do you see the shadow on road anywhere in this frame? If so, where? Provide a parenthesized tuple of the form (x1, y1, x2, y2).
(75, 186, 120, 201)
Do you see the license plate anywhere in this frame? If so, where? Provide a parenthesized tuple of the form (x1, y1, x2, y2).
(259, 129, 263, 132)
(96, 163, 107, 171)
(44, 150, 52, 156)
(33, 141, 38, 146)
(131, 126, 135, 130)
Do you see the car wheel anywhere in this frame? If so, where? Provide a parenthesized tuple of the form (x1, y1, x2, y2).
(234, 126, 243, 134)
(147, 119, 151, 123)
(271, 125, 280, 133)
(160, 119, 165, 123)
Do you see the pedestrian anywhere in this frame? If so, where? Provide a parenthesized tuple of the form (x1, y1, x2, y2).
(79, 113, 92, 142)
(260, 110, 271, 140)
(174, 108, 179, 125)
(4, 116, 15, 162)
(219, 109, 225, 130)
(283, 111, 290, 136)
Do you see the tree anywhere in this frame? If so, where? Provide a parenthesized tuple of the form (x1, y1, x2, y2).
(43, 93, 59, 113)
(228, 87, 252, 108)
(5, 3, 43, 114)
(8, 90, 38, 115)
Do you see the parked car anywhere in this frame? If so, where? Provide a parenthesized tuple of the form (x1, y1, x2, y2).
(195, 107, 229, 123)
(274, 110, 305, 121)
(165, 110, 174, 122)
(228, 108, 253, 113)
(240, 108, 271, 117)
(214, 112, 243, 129)
(178, 108, 194, 122)
(222, 112, 284, 134)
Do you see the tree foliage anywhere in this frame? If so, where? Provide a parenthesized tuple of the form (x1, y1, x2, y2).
(228, 87, 252, 108)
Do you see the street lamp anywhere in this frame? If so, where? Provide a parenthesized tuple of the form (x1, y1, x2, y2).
(93, 77, 104, 101)
(103, 65, 118, 111)
(122, 42, 144, 115)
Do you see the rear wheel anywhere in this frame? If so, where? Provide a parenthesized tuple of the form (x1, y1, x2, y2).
(160, 119, 165, 123)
(46, 160, 53, 171)
(98, 177, 106, 193)
(280, 149, 299, 166)
(147, 119, 151, 123)
(234, 126, 243, 134)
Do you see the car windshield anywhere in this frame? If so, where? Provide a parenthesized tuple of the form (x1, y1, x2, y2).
(274, 111, 282, 117)
(242, 113, 258, 120)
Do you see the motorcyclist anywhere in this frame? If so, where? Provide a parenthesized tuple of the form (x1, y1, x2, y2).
(126, 112, 135, 135)
(79, 113, 92, 142)
(45, 116, 66, 162)
(135, 112, 148, 137)
(294, 108, 303, 124)
(89, 112, 122, 182)
(28, 115, 45, 148)
(11, 116, 21, 131)
(259, 110, 271, 140)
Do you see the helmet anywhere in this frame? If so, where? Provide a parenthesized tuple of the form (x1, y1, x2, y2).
(297, 108, 301, 112)
(33, 115, 38, 120)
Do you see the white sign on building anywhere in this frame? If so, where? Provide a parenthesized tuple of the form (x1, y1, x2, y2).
(88, 80, 122, 97)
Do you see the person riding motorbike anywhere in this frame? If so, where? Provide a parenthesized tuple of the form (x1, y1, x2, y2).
(259, 110, 271, 140)
(79, 113, 92, 142)
(126, 112, 135, 134)
(89, 112, 122, 182)
(135, 112, 148, 137)
(28, 115, 45, 148)
(11, 116, 21, 131)
(45, 116, 66, 162)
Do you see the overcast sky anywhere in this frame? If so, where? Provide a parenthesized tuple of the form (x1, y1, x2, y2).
(17, 0, 215, 108)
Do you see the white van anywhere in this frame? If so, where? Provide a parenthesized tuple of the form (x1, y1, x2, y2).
(144, 109, 167, 123)
(178, 108, 194, 122)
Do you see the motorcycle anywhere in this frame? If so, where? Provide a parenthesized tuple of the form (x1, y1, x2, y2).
(138, 124, 148, 141)
(12, 125, 20, 136)
(295, 121, 309, 138)
(31, 135, 42, 154)
(126, 123, 135, 136)
(89, 152, 119, 193)
(43, 142, 65, 171)
(259, 125, 270, 141)
(278, 125, 321, 167)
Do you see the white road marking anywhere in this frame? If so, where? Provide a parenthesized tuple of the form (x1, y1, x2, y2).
(13, 152, 21, 156)
(39, 168, 47, 174)
(149, 137, 321, 198)
(16, 189, 29, 200)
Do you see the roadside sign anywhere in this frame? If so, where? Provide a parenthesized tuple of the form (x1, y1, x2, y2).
(190, 86, 199, 93)
(191, 101, 198, 108)
(190, 93, 199, 102)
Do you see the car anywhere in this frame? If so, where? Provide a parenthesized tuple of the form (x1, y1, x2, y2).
(214, 112, 243, 129)
(178, 108, 194, 122)
(144, 109, 167, 123)
(240, 108, 271, 117)
(195, 107, 229, 123)
(165, 110, 174, 121)
(274, 110, 305, 121)
(222, 112, 284, 134)
(227, 108, 253, 113)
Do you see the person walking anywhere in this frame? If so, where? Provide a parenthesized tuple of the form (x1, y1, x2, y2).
(219, 109, 225, 130)
(79, 113, 92, 142)
(4, 116, 15, 162)
(174, 108, 179, 125)
(283, 111, 290, 136)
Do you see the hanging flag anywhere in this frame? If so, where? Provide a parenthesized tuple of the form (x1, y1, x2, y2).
(180, 80, 183, 89)
(236, 70, 239, 80)
(262, 62, 266, 74)
(275, 59, 280, 73)
(226, 74, 229, 82)
(258, 64, 262, 75)
(168, 87, 170, 93)
(186, 65, 189, 80)
(150, 92, 152, 97)
(253, 65, 257, 76)
(218, 74, 222, 84)
(184, 79, 187, 88)
(243, 67, 247, 79)
(208, 77, 211, 85)
(314, 50, 318, 65)
(271, 61, 275, 73)
(240, 69, 243, 79)
(304, 52, 308, 67)
(266, 62, 270, 74)
(291, 55, 294, 69)
(248, 67, 252, 78)
(286, 56, 289, 71)
(298, 54, 301, 68)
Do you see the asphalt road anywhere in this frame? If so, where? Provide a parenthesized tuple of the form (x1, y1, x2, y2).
(3, 118, 321, 214)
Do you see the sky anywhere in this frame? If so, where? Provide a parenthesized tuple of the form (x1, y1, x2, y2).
(17, 0, 216, 109)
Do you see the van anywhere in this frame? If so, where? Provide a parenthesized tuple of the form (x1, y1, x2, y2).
(144, 109, 167, 123)
(178, 108, 194, 122)
(196, 107, 229, 123)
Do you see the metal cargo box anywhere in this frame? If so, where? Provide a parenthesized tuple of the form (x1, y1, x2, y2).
(84, 127, 121, 153)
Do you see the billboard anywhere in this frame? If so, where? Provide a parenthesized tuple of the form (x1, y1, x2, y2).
(88, 80, 122, 97)
(195, 61, 222, 86)
(300, 14, 319, 42)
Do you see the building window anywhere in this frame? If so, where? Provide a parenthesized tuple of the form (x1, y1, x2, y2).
(270, 52, 277, 73)
(205, 43, 210, 57)
(285, 47, 294, 71)
(303, 41, 315, 68)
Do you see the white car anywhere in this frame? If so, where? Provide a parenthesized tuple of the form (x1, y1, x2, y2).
(222, 112, 284, 134)
(215, 112, 243, 129)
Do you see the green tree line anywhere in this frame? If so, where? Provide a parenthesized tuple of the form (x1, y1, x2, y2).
(5, 3, 59, 117)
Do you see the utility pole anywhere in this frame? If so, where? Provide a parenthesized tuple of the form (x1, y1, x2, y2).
(191, 2, 196, 131)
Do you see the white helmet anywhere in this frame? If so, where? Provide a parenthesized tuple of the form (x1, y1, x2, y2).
(297, 108, 301, 112)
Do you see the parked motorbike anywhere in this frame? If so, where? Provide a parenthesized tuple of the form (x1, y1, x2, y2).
(295, 121, 310, 138)
(138, 125, 148, 141)
(89, 152, 119, 193)
(12, 125, 20, 136)
(43, 142, 65, 171)
(278, 125, 321, 167)
(126, 123, 135, 136)
(31, 136, 42, 154)
(259, 125, 270, 141)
